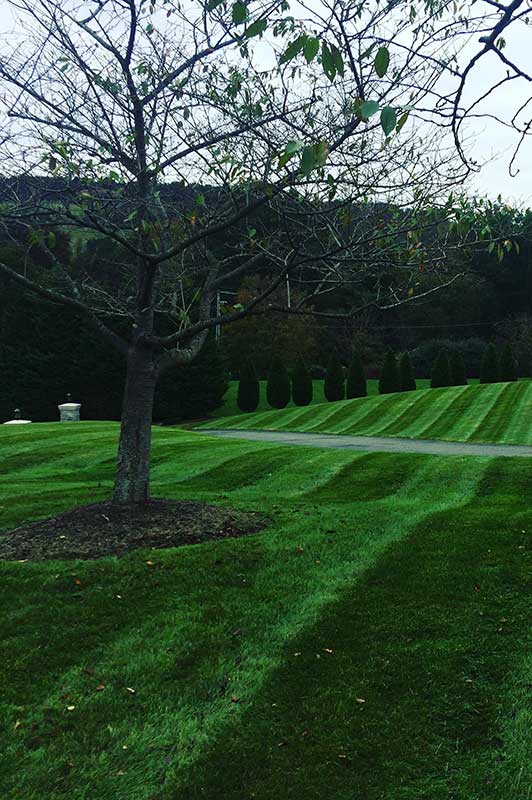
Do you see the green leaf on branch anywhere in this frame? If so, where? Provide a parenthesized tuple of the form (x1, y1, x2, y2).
(280, 35, 306, 64)
(314, 138, 328, 166)
(396, 111, 409, 133)
(279, 140, 302, 168)
(299, 139, 328, 175)
(321, 42, 336, 81)
(68, 204, 84, 219)
(374, 46, 390, 77)
(330, 44, 344, 77)
(359, 100, 379, 119)
(304, 36, 319, 63)
(300, 146, 315, 175)
(232, 1, 248, 25)
(286, 139, 303, 154)
(380, 106, 397, 136)
(245, 19, 267, 38)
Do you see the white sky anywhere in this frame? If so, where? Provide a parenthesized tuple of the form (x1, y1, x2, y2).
(0, 1, 530, 206)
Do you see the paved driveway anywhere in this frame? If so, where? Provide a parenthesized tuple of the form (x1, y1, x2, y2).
(203, 429, 532, 458)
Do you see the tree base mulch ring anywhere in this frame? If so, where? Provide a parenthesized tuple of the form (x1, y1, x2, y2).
(0, 500, 269, 561)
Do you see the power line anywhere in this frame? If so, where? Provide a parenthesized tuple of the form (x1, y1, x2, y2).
(365, 320, 503, 331)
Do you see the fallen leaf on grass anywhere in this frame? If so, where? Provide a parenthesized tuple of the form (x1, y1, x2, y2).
(14, 720, 21, 730)
(126, 687, 136, 694)
(356, 698, 365, 704)
(95, 684, 106, 692)
(323, 648, 334, 654)
(66, 705, 76, 712)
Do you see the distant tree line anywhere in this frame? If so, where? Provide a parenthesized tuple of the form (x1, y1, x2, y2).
(0, 282, 227, 423)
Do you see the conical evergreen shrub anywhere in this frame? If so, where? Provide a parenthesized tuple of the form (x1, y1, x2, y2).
(399, 352, 416, 392)
(431, 350, 451, 388)
(237, 358, 260, 412)
(346, 351, 367, 398)
(450, 351, 467, 386)
(292, 357, 313, 406)
(324, 352, 345, 401)
(499, 342, 517, 382)
(266, 355, 291, 409)
(480, 343, 499, 384)
(379, 351, 400, 394)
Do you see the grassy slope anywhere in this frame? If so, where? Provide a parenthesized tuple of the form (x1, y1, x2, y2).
(204, 380, 532, 445)
(0, 422, 530, 799)
(215, 378, 433, 417)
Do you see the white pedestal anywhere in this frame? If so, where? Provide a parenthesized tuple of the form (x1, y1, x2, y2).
(58, 402, 82, 422)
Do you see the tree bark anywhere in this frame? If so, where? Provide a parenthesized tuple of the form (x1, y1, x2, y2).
(113, 343, 158, 505)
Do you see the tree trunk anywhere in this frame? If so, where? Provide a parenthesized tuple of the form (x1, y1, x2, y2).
(113, 344, 157, 505)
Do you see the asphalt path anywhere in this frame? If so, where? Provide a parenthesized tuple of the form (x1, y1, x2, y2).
(203, 429, 532, 458)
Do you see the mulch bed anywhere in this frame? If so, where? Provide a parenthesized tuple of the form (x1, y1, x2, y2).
(0, 500, 269, 561)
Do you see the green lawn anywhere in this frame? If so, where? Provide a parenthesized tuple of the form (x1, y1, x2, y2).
(0, 421, 530, 799)
(205, 380, 532, 445)
(214, 378, 434, 417)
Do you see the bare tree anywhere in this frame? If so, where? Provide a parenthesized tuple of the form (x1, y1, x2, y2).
(0, 0, 480, 504)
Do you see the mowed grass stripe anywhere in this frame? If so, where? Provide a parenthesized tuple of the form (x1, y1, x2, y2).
(419, 385, 479, 440)
(174, 447, 297, 493)
(174, 458, 530, 800)
(336, 391, 418, 436)
(460, 382, 512, 442)
(369, 388, 443, 437)
(303, 397, 380, 433)
(330, 392, 406, 435)
(493, 380, 532, 445)
(417, 383, 502, 442)
(303, 452, 425, 503)
(468, 380, 527, 443)
(392, 386, 472, 439)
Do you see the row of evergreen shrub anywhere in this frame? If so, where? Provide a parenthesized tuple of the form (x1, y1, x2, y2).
(378, 352, 417, 394)
(237, 352, 370, 412)
(237, 341, 521, 413)
(429, 342, 517, 388)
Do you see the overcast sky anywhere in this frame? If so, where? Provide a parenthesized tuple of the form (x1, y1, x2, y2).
(0, 1, 530, 205)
